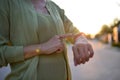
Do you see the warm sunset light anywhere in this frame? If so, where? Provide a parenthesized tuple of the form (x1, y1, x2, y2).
(53, 0, 120, 35)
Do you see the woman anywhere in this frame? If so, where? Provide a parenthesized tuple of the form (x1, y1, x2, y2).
(0, 0, 94, 80)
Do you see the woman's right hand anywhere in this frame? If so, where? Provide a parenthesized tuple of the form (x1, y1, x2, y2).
(40, 34, 73, 55)
(40, 35, 64, 54)
(24, 34, 73, 59)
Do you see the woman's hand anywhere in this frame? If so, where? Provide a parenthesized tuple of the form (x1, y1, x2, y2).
(40, 34, 73, 55)
(24, 34, 73, 59)
(40, 35, 64, 54)
(72, 35, 94, 66)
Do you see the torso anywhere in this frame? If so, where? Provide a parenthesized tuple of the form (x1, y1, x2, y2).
(36, 12, 67, 80)
(5, 0, 68, 80)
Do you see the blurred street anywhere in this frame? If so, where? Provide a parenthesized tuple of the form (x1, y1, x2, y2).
(68, 40, 120, 80)
(0, 40, 120, 80)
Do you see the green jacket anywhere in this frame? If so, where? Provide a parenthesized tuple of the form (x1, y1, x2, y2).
(0, 0, 80, 80)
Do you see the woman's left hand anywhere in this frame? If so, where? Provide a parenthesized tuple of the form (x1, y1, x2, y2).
(72, 35, 94, 66)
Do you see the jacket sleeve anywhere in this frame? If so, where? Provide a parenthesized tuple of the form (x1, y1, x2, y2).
(51, 1, 80, 43)
(50, 1, 80, 35)
(64, 15, 80, 43)
(63, 14, 80, 35)
(0, 0, 24, 67)
(59, 8, 80, 43)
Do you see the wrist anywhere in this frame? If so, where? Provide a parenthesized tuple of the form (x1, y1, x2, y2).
(35, 44, 43, 55)
(24, 44, 40, 59)
(74, 32, 85, 41)
(35, 48, 40, 54)
(74, 35, 88, 44)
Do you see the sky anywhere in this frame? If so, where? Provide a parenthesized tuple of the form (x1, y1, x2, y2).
(52, 0, 120, 35)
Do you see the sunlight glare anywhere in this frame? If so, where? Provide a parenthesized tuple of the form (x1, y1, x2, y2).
(53, 0, 120, 35)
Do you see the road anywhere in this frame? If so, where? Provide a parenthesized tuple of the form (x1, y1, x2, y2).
(0, 40, 120, 80)
(68, 40, 120, 80)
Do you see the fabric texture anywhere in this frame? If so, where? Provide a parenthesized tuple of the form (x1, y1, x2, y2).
(0, 0, 80, 80)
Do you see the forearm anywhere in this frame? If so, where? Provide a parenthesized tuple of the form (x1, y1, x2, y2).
(24, 44, 42, 59)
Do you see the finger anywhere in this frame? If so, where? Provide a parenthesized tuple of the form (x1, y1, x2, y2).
(83, 45, 90, 62)
(53, 37, 64, 47)
(54, 35, 60, 39)
(77, 46, 85, 64)
(47, 46, 61, 54)
(57, 40, 65, 50)
(78, 47, 86, 64)
(59, 33, 73, 39)
(50, 41, 64, 53)
(56, 48, 63, 53)
(72, 46, 78, 66)
(88, 44, 94, 58)
(55, 36, 65, 47)
(74, 57, 77, 66)
(72, 45, 80, 66)
(48, 38, 61, 47)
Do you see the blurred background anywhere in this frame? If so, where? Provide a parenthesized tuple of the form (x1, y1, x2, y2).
(53, 0, 120, 37)
(0, 0, 120, 80)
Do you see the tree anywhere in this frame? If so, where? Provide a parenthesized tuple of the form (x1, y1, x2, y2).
(99, 24, 112, 35)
